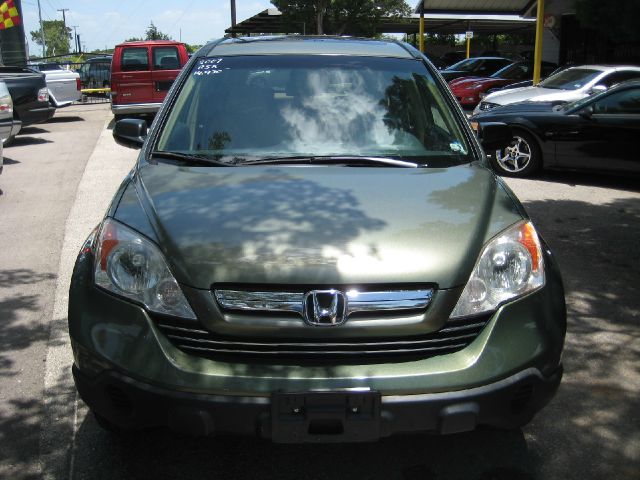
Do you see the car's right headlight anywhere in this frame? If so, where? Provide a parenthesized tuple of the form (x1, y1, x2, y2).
(94, 218, 196, 319)
(451, 221, 545, 318)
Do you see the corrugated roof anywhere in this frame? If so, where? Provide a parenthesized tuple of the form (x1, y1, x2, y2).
(415, 0, 535, 15)
(225, 9, 534, 35)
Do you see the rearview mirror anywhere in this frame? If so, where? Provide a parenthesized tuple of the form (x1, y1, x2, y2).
(113, 118, 148, 148)
(476, 122, 512, 151)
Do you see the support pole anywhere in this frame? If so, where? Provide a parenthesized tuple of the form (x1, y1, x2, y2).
(230, 0, 237, 38)
(418, 11, 425, 53)
(466, 21, 471, 59)
(37, 0, 46, 57)
(533, 0, 545, 84)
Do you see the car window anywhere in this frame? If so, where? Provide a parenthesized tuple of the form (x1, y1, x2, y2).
(480, 59, 511, 74)
(492, 62, 530, 80)
(538, 68, 602, 90)
(157, 55, 472, 166)
(153, 47, 180, 70)
(121, 47, 149, 72)
(593, 87, 640, 114)
(599, 71, 640, 88)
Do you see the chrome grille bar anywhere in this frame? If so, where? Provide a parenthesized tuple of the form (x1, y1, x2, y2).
(214, 288, 434, 317)
(215, 290, 303, 314)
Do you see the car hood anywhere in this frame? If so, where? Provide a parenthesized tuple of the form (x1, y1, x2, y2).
(116, 163, 523, 290)
(484, 86, 586, 105)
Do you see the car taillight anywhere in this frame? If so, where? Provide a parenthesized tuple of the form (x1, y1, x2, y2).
(76, 78, 81, 91)
(38, 87, 49, 103)
(0, 92, 12, 114)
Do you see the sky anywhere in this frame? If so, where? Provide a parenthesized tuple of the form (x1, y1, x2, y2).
(20, 0, 274, 55)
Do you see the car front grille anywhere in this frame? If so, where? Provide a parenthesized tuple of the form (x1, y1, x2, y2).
(154, 314, 491, 364)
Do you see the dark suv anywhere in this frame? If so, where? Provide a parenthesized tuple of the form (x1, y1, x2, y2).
(69, 36, 566, 442)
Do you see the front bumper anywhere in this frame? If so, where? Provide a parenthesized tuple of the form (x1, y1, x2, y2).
(69, 239, 566, 440)
(73, 363, 562, 440)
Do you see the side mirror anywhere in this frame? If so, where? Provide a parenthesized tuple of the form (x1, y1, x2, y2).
(476, 122, 512, 151)
(589, 84, 607, 95)
(579, 104, 594, 119)
(113, 118, 148, 148)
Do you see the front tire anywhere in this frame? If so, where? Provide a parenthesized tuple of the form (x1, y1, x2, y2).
(491, 130, 542, 178)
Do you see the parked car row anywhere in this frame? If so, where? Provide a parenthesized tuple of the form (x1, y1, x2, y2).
(431, 52, 640, 178)
(471, 79, 640, 177)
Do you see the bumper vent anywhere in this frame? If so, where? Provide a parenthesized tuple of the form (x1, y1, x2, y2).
(155, 314, 491, 364)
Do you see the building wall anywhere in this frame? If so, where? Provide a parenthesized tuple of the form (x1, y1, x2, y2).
(540, 0, 574, 64)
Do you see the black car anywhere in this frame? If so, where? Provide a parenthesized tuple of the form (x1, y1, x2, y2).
(471, 80, 640, 177)
(440, 57, 512, 82)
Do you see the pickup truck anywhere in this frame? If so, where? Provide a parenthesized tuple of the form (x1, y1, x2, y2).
(29, 62, 82, 107)
(0, 80, 20, 174)
(0, 66, 56, 146)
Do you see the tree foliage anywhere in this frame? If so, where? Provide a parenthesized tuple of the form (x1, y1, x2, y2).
(30, 20, 72, 57)
(271, 0, 411, 36)
(145, 22, 171, 41)
(574, 0, 640, 43)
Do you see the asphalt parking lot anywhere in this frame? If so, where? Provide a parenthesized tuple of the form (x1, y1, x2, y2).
(0, 103, 638, 479)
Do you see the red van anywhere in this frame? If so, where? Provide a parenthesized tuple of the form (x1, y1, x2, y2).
(110, 40, 189, 118)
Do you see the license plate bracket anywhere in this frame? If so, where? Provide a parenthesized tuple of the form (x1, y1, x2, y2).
(271, 390, 381, 443)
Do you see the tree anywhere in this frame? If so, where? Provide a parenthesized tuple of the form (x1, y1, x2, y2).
(30, 20, 72, 57)
(574, 0, 640, 43)
(145, 21, 171, 41)
(272, 0, 411, 36)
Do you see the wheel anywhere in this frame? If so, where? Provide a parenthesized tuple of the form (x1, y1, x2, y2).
(491, 130, 541, 178)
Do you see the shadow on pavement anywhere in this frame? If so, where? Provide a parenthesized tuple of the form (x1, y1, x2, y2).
(10, 137, 53, 147)
(47, 116, 85, 124)
(19, 127, 49, 135)
(519, 195, 640, 480)
(529, 170, 640, 193)
(0, 268, 59, 478)
(1, 157, 19, 165)
(71, 418, 532, 480)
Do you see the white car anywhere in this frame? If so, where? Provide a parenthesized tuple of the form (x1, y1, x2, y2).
(473, 65, 640, 114)
(30, 63, 82, 108)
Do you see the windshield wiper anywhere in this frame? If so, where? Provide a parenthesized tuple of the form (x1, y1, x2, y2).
(149, 151, 231, 167)
(240, 155, 420, 168)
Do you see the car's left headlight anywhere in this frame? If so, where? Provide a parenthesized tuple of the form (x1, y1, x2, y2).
(94, 218, 196, 319)
(451, 221, 545, 318)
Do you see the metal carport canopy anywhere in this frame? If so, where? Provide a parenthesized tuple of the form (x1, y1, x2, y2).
(415, 0, 536, 16)
(225, 8, 534, 35)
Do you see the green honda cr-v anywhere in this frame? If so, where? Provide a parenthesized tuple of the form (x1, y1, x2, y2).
(68, 36, 566, 442)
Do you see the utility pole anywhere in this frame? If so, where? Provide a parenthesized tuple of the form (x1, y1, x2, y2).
(36, 0, 46, 57)
(58, 8, 69, 28)
(71, 25, 79, 53)
(230, 0, 237, 38)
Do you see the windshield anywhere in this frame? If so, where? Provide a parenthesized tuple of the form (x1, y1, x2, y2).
(538, 68, 601, 90)
(491, 62, 530, 80)
(156, 55, 471, 166)
(446, 58, 482, 72)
